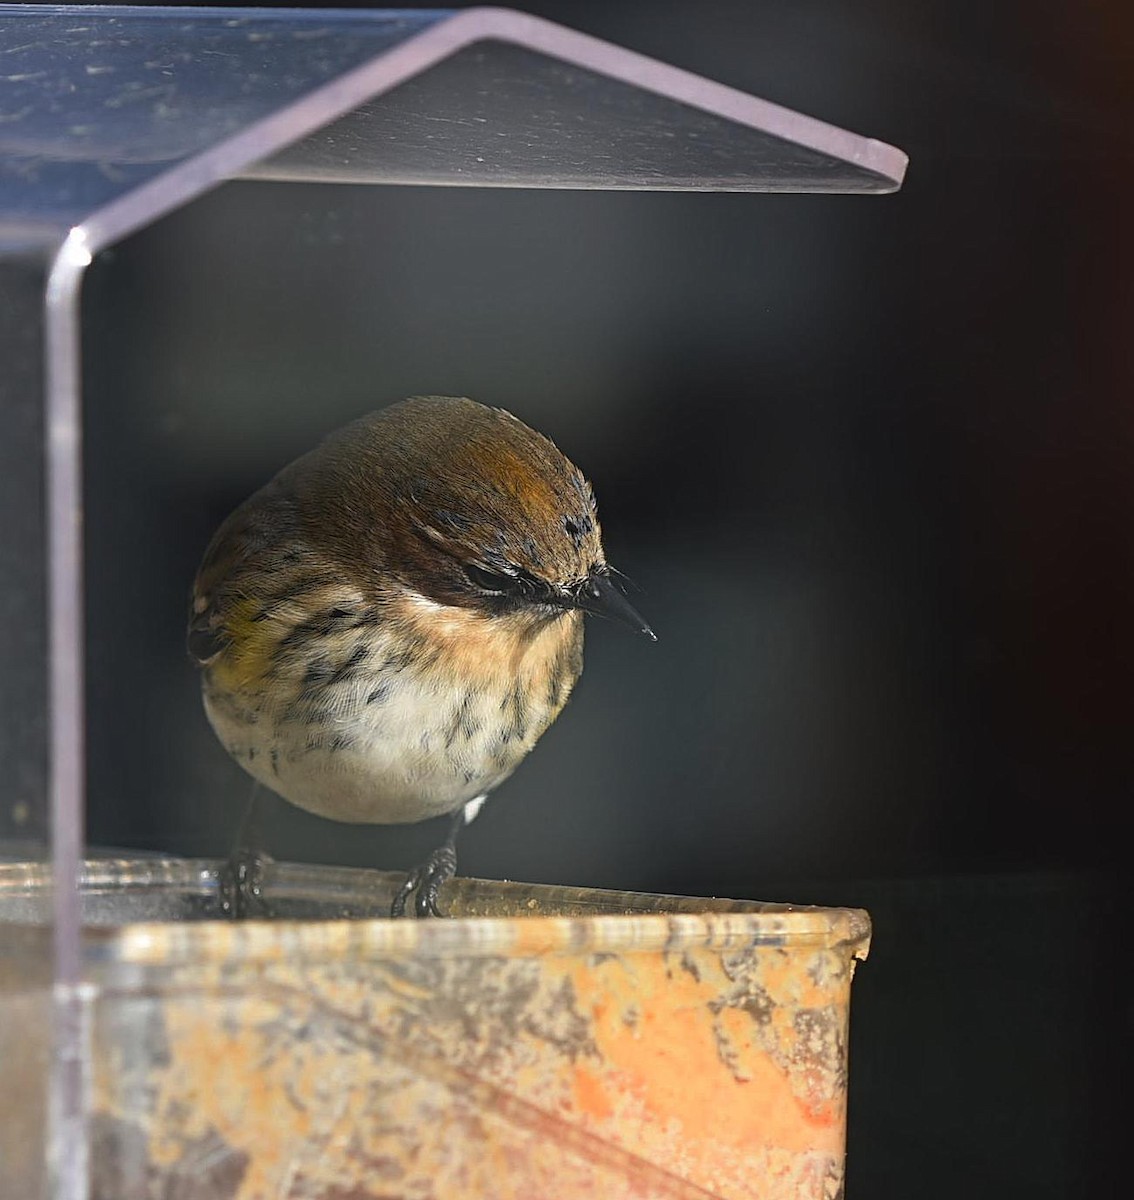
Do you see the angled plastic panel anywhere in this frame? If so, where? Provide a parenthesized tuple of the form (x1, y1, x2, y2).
(1, 6, 906, 246)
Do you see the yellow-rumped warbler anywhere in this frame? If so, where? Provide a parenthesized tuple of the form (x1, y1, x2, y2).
(188, 396, 654, 916)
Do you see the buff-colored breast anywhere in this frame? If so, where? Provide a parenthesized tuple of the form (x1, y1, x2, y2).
(202, 585, 584, 825)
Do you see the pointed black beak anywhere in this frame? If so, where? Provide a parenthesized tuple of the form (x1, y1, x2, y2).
(575, 571, 656, 641)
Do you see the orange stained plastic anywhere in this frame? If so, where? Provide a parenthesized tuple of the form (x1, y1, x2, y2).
(1, 864, 869, 1200)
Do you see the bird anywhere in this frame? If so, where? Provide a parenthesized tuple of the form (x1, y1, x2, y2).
(187, 396, 654, 917)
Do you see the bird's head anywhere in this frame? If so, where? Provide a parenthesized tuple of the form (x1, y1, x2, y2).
(303, 396, 655, 639)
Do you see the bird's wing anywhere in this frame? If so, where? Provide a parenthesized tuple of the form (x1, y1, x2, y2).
(187, 600, 227, 666)
(187, 484, 299, 669)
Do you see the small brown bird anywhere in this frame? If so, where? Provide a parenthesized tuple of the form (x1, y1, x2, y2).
(188, 396, 653, 916)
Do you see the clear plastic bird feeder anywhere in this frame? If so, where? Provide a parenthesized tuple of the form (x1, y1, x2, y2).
(0, 6, 905, 1197)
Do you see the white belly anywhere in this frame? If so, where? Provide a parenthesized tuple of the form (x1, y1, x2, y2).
(204, 655, 556, 825)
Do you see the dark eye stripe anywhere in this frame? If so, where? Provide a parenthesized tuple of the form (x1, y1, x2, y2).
(464, 562, 563, 607)
(465, 564, 520, 594)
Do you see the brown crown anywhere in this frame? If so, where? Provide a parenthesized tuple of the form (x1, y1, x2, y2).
(287, 396, 606, 608)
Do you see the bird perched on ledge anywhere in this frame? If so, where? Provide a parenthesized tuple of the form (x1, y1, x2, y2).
(188, 396, 654, 917)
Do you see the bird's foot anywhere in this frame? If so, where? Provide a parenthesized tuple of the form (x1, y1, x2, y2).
(390, 841, 457, 919)
(218, 848, 273, 920)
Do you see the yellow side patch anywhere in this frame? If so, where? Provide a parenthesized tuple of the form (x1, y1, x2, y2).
(209, 597, 279, 692)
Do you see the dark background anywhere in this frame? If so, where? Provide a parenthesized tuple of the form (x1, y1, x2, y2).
(76, 2, 1129, 1197)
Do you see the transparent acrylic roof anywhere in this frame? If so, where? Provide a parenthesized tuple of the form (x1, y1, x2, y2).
(0, 6, 443, 230)
(0, 4, 907, 247)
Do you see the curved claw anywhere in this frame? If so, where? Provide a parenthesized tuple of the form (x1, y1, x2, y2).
(390, 865, 423, 918)
(390, 841, 458, 919)
(218, 849, 273, 920)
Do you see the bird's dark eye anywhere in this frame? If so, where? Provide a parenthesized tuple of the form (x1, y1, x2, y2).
(464, 564, 519, 594)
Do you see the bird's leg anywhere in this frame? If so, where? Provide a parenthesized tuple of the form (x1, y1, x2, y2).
(218, 784, 274, 919)
(390, 806, 467, 919)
